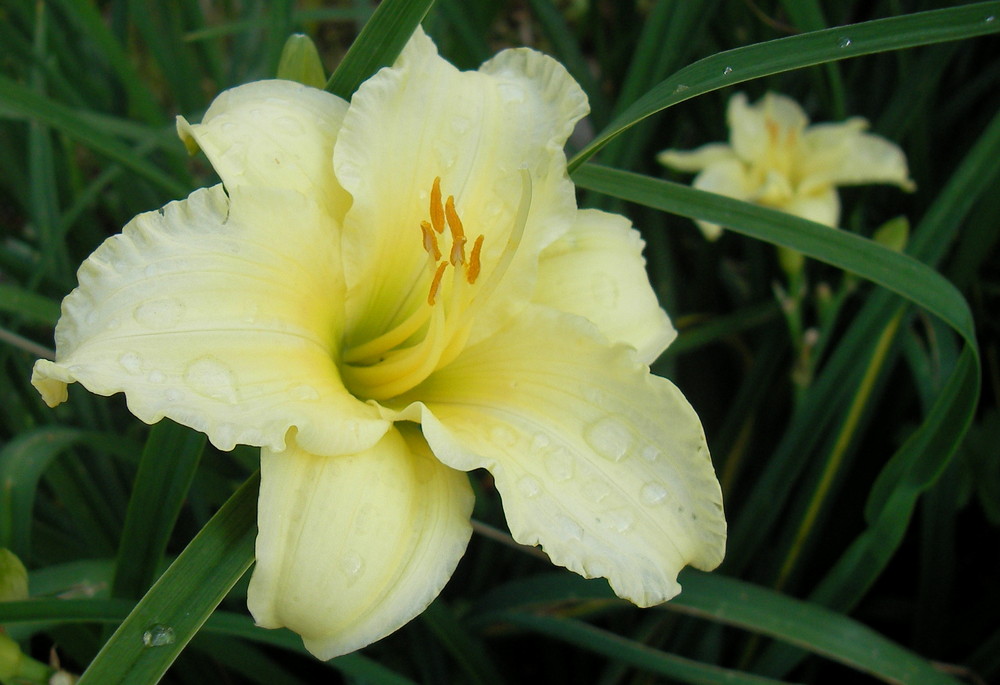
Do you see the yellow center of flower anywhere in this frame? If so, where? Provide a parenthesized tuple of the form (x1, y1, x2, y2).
(341, 172, 531, 402)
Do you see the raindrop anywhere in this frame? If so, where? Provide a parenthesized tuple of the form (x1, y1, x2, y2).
(165, 388, 184, 403)
(584, 416, 633, 462)
(723, 66, 733, 76)
(986, 15, 996, 23)
(134, 298, 184, 330)
(557, 515, 584, 541)
(640, 482, 669, 506)
(544, 448, 574, 482)
(141, 624, 175, 648)
(289, 384, 320, 401)
(517, 475, 543, 498)
(489, 424, 518, 448)
(582, 478, 611, 503)
(640, 445, 661, 462)
(602, 509, 635, 533)
(340, 554, 365, 578)
(184, 357, 238, 403)
(673, 84, 690, 94)
(498, 82, 525, 103)
(148, 370, 166, 384)
(273, 116, 304, 135)
(838, 36, 853, 48)
(118, 352, 142, 375)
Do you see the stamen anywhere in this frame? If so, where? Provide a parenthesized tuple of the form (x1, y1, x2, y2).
(430, 177, 445, 233)
(446, 196, 466, 266)
(467, 235, 484, 284)
(420, 220, 441, 261)
(428, 261, 448, 305)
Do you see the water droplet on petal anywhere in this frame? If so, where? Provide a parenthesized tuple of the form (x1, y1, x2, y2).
(289, 384, 319, 401)
(582, 478, 611, 503)
(148, 370, 166, 384)
(118, 352, 142, 375)
(498, 82, 525, 103)
(640, 482, 669, 506)
(134, 298, 184, 329)
(602, 508, 635, 533)
(517, 475, 543, 498)
(184, 357, 238, 403)
(591, 273, 619, 307)
(557, 515, 584, 541)
(986, 15, 995, 23)
(451, 116, 471, 134)
(490, 424, 518, 448)
(274, 115, 303, 135)
(544, 448, 575, 482)
(640, 445, 661, 462)
(165, 388, 184, 402)
(838, 36, 853, 48)
(141, 624, 175, 647)
(723, 65, 733, 75)
(584, 416, 633, 462)
(340, 554, 365, 585)
(531, 433, 551, 451)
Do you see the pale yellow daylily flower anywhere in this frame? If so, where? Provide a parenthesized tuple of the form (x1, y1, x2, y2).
(31, 29, 725, 659)
(658, 92, 914, 240)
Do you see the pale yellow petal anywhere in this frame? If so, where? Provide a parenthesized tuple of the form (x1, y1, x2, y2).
(391, 307, 726, 606)
(690, 159, 756, 240)
(534, 209, 675, 363)
(657, 143, 736, 173)
(727, 92, 805, 163)
(177, 80, 351, 218)
(334, 27, 586, 346)
(784, 187, 841, 227)
(32, 185, 387, 455)
(798, 119, 915, 193)
(248, 427, 474, 660)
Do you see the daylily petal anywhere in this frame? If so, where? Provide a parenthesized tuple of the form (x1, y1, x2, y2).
(177, 80, 352, 219)
(728, 92, 808, 164)
(657, 143, 737, 173)
(799, 119, 915, 193)
(248, 426, 474, 660)
(391, 306, 726, 606)
(334, 27, 587, 346)
(691, 159, 756, 240)
(784, 187, 841, 228)
(31, 185, 387, 455)
(534, 208, 676, 364)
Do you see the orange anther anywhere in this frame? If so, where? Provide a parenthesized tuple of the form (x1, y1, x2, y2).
(445, 196, 466, 266)
(428, 261, 448, 305)
(430, 177, 445, 233)
(420, 220, 441, 261)
(467, 234, 484, 284)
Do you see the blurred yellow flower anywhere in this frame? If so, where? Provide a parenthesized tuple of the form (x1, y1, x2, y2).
(32, 29, 725, 659)
(658, 92, 914, 240)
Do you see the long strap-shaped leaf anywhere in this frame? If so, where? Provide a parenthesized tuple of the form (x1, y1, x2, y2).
(324, 0, 435, 99)
(569, 1, 1000, 171)
(75, 472, 257, 683)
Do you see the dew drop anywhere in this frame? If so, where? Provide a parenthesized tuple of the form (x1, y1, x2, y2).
(590, 273, 619, 307)
(986, 15, 996, 23)
(582, 478, 611, 503)
(530, 433, 551, 451)
(640, 482, 669, 506)
(723, 66, 734, 75)
(838, 36, 852, 48)
(273, 115, 304, 135)
(489, 424, 518, 448)
(517, 475, 543, 498)
(544, 448, 574, 482)
(184, 356, 238, 403)
(340, 554, 365, 580)
(640, 445, 661, 462)
(141, 624, 175, 648)
(148, 369, 166, 384)
(584, 416, 633, 462)
(118, 352, 142, 375)
(498, 82, 525, 103)
(134, 298, 184, 330)
(673, 83, 690, 94)
(557, 515, 584, 541)
(289, 384, 320, 401)
(433, 140, 458, 169)
(600, 508, 635, 534)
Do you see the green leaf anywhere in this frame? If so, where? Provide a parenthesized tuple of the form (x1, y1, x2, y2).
(324, 0, 435, 99)
(569, 2, 1000, 170)
(111, 420, 206, 600)
(77, 472, 258, 684)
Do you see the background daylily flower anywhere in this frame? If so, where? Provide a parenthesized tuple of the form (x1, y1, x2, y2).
(658, 91, 915, 240)
(31, 28, 725, 659)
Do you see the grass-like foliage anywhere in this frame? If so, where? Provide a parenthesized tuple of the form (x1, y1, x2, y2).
(2, 0, 999, 683)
